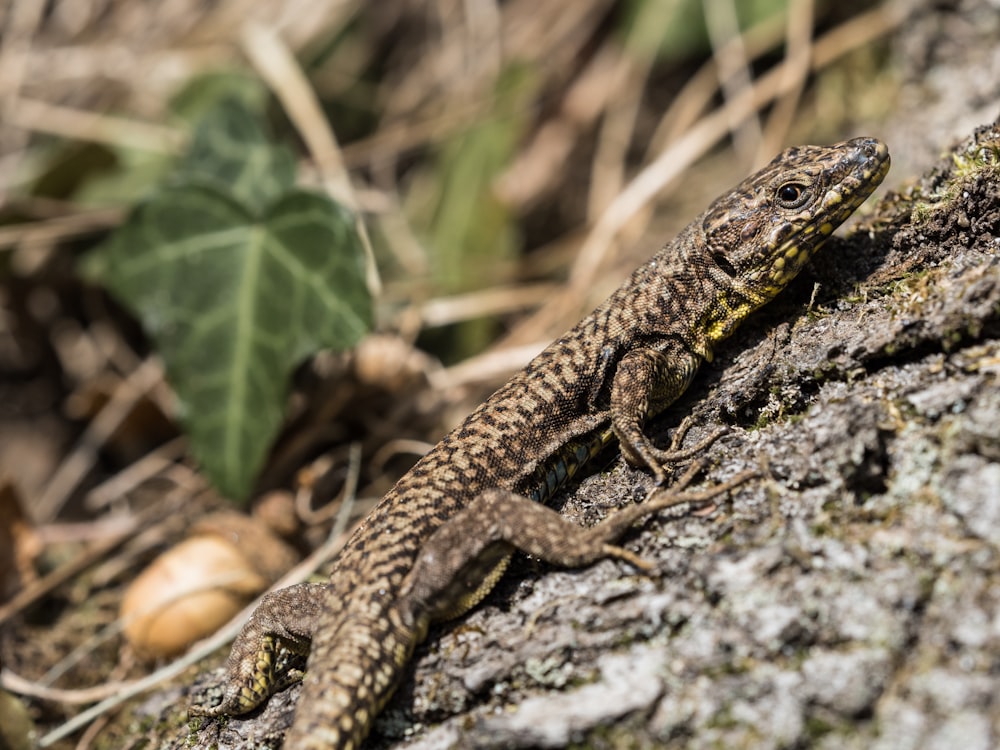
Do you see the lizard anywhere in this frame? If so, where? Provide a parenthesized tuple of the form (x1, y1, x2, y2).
(190, 137, 890, 749)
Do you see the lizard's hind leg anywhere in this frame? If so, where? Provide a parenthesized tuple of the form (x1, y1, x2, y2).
(401, 469, 757, 613)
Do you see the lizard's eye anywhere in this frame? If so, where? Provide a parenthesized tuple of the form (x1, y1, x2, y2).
(776, 182, 810, 208)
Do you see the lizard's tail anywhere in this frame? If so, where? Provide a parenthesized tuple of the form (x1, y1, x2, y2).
(282, 600, 427, 750)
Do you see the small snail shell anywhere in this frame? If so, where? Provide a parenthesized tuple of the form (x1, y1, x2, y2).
(121, 511, 298, 658)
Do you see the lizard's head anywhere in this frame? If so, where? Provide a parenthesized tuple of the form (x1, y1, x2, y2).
(701, 137, 890, 301)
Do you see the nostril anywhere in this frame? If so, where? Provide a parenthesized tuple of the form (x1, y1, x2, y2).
(861, 138, 887, 160)
(849, 137, 887, 166)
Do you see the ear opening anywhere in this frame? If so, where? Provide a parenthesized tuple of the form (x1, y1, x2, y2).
(712, 252, 738, 277)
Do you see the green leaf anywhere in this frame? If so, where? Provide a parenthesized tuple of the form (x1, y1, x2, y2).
(72, 145, 174, 207)
(175, 98, 297, 214)
(422, 67, 532, 294)
(169, 71, 270, 124)
(92, 184, 372, 500)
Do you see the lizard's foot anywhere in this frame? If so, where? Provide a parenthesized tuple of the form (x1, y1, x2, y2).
(600, 543, 656, 572)
(189, 640, 307, 718)
(646, 424, 730, 485)
(189, 582, 327, 718)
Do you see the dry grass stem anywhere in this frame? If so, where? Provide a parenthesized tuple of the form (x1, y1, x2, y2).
(83, 436, 188, 511)
(433, 339, 549, 390)
(35, 357, 167, 523)
(704, 0, 765, 161)
(756, 0, 815, 166)
(5, 98, 185, 153)
(417, 282, 560, 328)
(0, 669, 132, 706)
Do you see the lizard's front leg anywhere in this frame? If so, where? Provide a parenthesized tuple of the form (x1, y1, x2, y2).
(189, 581, 328, 717)
(610, 347, 722, 483)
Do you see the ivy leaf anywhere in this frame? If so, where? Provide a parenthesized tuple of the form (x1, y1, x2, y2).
(91, 184, 372, 500)
(175, 97, 297, 213)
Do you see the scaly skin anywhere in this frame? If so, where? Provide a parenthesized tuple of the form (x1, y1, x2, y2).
(191, 137, 890, 749)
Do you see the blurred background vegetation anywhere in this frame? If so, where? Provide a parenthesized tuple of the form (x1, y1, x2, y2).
(0, 1, 904, 500)
(1, 0, 901, 359)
